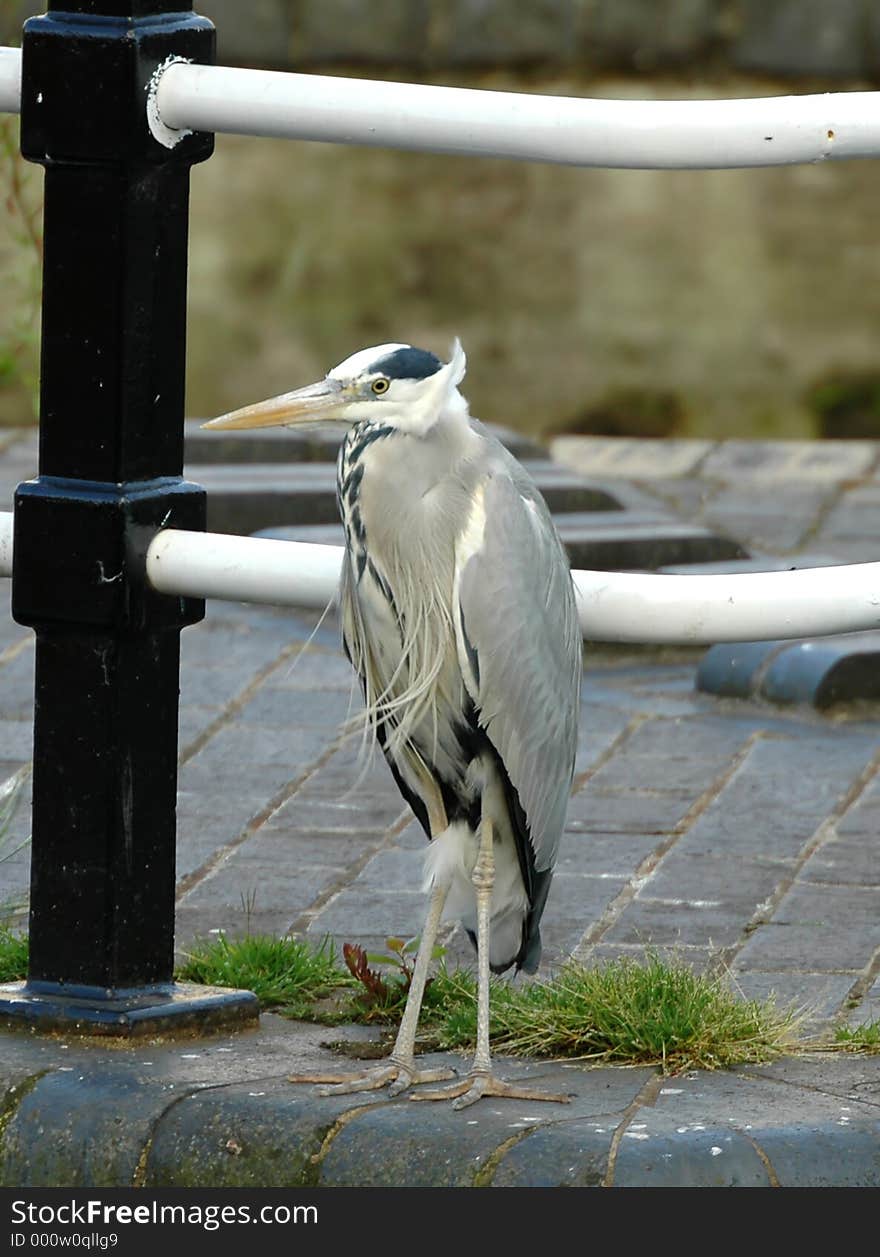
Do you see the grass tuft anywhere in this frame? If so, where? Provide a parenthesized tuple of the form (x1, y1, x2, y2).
(832, 1020, 880, 1053)
(483, 955, 803, 1072)
(0, 921, 821, 1073)
(176, 933, 351, 1019)
(340, 948, 803, 1073)
(0, 925, 28, 983)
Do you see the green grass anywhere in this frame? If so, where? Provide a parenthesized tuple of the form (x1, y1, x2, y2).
(3, 924, 864, 1071)
(174, 933, 807, 1074)
(403, 954, 803, 1073)
(0, 925, 27, 983)
(176, 933, 352, 1019)
(832, 1020, 880, 1053)
(487, 957, 802, 1071)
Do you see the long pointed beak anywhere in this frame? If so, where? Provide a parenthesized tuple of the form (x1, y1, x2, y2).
(201, 379, 347, 430)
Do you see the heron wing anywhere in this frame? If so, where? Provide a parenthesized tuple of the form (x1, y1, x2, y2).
(455, 457, 581, 872)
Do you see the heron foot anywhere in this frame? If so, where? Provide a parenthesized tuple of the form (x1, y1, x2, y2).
(287, 1059, 456, 1097)
(411, 1069, 571, 1110)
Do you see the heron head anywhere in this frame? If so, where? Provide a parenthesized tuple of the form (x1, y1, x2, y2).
(202, 339, 468, 437)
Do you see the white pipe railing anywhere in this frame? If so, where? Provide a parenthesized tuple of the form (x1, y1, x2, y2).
(2, 47, 880, 644)
(149, 63, 880, 170)
(147, 63, 880, 169)
(0, 512, 877, 645)
(3, 46, 880, 169)
(0, 46, 20, 114)
(146, 525, 343, 611)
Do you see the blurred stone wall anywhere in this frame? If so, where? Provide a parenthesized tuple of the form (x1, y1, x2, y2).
(4, 3, 880, 439)
(4, 2, 880, 81)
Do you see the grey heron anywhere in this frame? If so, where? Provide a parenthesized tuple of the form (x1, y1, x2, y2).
(204, 340, 581, 1108)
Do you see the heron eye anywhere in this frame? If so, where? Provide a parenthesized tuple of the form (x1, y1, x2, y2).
(371, 377, 390, 395)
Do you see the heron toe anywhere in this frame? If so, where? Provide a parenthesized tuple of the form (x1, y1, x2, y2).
(287, 1059, 456, 1097)
(410, 1069, 571, 1110)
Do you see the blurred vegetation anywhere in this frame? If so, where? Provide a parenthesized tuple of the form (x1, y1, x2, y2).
(554, 385, 684, 438)
(183, 77, 880, 441)
(805, 369, 880, 440)
(3, 63, 880, 438)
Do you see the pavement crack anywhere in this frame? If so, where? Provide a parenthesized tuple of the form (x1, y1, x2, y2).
(602, 1071, 664, 1187)
(288, 807, 414, 935)
(472, 1127, 538, 1187)
(175, 740, 344, 902)
(177, 637, 317, 768)
(130, 1086, 205, 1188)
(0, 1070, 49, 1147)
(711, 738, 880, 982)
(309, 1100, 389, 1169)
(571, 715, 648, 793)
(840, 941, 880, 1018)
(736, 1129, 781, 1186)
(576, 729, 760, 954)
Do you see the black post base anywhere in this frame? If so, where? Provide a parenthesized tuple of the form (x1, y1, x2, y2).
(0, 981, 259, 1038)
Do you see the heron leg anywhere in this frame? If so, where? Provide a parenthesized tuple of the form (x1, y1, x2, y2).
(287, 880, 456, 1096)
(414, 817, 570, 1110)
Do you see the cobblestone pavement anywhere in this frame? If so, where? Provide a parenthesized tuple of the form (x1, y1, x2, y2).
(1, 429, 879, 1187)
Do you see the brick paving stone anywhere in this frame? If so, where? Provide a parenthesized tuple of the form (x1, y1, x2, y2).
(850, 978, 880, 1027)
(0, 649, 36, 722)
(817, 489, 880, 555)
(700, 440, 877, 483)
(735, 883, 880, 973)
(602, 891, 761, 950)
(805, 537, 880, 565)
(177, 703, 226, 748)
(177, 666, 259, 711)
(264, 656, 357, 694)
(236, 685, 354, 729)
(538, 872, 629, 964)
(700, 486, 830, 553)
(239, 827, 380, 871)
(837, 787, 880, 829)
(729, 971, 855, 1025)
(354, 846, 428, 889)
(584, 748, 734, 794)
(616, 715, 755, 759)
(565, 787, 696, 834)
(179, 745, 314, 793)
(668, 734, 878, 863)
(305, 886, 428, 940)
(0, 719, 33, 762)
(186, 721, 334, 771)
(264, 794, 402, 835)
(179, 620, 299, 670)
(176, 863, 341, 945)
(642, 851, 792, 906)
(551, 437, 712, 481)
(556, 831, 663, 877)
(568, 678, 704, 721)
(799, 828, 880, 887)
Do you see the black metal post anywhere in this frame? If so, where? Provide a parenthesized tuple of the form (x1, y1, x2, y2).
(0, 1, 257, 1033)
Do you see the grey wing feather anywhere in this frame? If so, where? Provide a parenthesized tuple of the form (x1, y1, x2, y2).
(457, 456, 581, 872)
